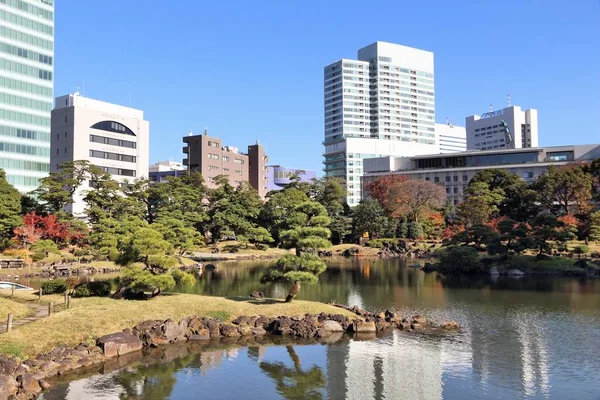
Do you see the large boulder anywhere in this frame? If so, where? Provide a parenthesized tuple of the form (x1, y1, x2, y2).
(507, 269, 524, 276)
(353, 321, 376, 333)
(441, 321, 460, 330)
(0, 375, 18, 396)
(489, 266, 500, 276)
(220, 324, 241, 338)
(96, 332, 143, 358)
(322, 321, 344, 332)
(163, 319, 187, 342)
(18, 374, 41, 394)
(0, 355, 17, 376)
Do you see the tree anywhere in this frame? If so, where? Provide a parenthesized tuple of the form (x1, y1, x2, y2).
(534, 165, 593, 215)
(262, 253, 327, 302)
(30, 239, 60, 261)
(529, 211, 570, 255)
(207, 176, 263, 243)
(310, 178, 351, 244)
(280, 201, 331, 254)
(364, 174, 409, 207)
(34, 160, 94, 213)
(456, 196, 495, 227)
(153, 214, 205, 255)
(386, 179, 446, 223)
(83, 169, 140, 224)
(0, 169, 22, 248)
(589, 211, 600, 242)
(117, 226, 178, 297)
(352, 199, 394, 240)
(259, 187, 309, 246)
(485, 218, 531, 258)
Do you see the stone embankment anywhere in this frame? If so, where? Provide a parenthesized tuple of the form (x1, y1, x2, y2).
(0, 306, 458, 399)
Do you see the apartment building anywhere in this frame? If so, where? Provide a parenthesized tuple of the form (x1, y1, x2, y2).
(51, 92, 149, 217)
(182, 132, 269, 198)
(466, 106, 538, 151)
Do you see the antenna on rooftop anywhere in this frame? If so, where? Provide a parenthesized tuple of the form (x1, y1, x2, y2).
(490, 104, 493, 112)
(203, 127, 208, 136)
(188, 129, 193, 136)
(508, 94, 511, 107)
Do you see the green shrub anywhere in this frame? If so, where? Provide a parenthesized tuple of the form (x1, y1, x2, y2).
(255, 243, 268, 251)
(171, 269, 196, 286)
(407, 222, 424, 240)
(41, 279, 68, 294)
(72, 281, 112, 298)
(30, 239, 60, 262)
(437, 246, 482, 274)
(73, 249, 90, 257)
(365, 238, 397, 248)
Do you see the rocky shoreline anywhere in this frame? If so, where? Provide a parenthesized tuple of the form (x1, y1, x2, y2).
(0, 304, 458, 399)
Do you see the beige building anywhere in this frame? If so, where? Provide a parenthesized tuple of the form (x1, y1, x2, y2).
(182, 132, 269, 198)
(51, 93, 150, 217)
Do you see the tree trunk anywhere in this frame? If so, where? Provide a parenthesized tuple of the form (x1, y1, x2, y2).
(151, 287, 161, 298)
(285, 281, 301, 302)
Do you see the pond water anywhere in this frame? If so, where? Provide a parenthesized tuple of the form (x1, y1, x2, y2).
(43, 258, 600, 399)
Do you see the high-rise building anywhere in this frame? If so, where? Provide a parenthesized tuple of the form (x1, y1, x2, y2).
(324, 41, 437, 205)
(51, 93, 150, 217)
(149, 160, 186, 183)
(266, 165, 317, 192)
(0, 0, 54, 193)
(436, 122, 466, 153)
(182, 132, 269, 198)
(466, 106, 538, 151)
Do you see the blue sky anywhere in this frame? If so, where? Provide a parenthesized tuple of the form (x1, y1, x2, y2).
(55, 0, 600, 174)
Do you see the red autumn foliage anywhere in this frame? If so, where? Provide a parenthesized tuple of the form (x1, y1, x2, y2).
(442, 224, 465, 239)
(365, 174, 409, 207)
(485, 216, 508, 232)
(13, 213, 88, 247)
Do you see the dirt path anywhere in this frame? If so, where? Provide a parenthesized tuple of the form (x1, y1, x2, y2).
(0, 302, 48, 334)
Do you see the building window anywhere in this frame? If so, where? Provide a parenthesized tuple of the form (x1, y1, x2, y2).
(453, 187, 458, 194)
(56, 148, 58, 154)
(235, 170, 242, 175)
(222, 156, 229, 162)
(445, 176, 451, 182)
(234, 159, 244, 164)
(434, 176, 439, 183)
(64, 132, 67, 138)
(89, 134, 136, 149)
(56, 133, 59, 139)
(208, 153, 219, 160)
(453, 176, 458, 182)
(64, 147, 67, 154)
(462, 175, 468, 182)
(89, 150, 136, 163)
(91, 121, 136, 136)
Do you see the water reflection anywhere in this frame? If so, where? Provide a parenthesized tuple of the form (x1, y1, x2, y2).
(43, 259, 600, 399)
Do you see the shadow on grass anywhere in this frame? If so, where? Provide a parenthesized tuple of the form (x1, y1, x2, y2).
(225, 296, 285, 305)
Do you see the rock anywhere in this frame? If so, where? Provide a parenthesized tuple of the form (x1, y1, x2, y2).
(0, 375, 18, 396)
(421, 262, 435, 272)
(188, 334, 210, 341)
(353, 321, 376, 333)
(489, 266, 500, 276)
(412, 315, 427, 325)
(232, 315, 250, 325)
(507, 269, 524, 276)
(268, 318, 293, 335)
(238, 326, 253, 336)
(96, 332, 143, 358)
(39, 380, 51, 390)
(163, 319, 186, 342)
(19, 374, 42, 394)
(38, 361, 59, 377)
(322, 321, 344, 332)
(249, 291, 264, 299)
(220, 324, 241, 338)
(341, 247, 361, 257)
(13, 364, 30, 376)
(441, 321, 459, 330)
(207, 321, 222, 337)
(384, 310, 402, 323)
(254, 316, 274, 328)
(250, 327, 267, 335)
(0, 355, 17, 375)
(375, 312, 386, 320)
(412, 322, 423, 330)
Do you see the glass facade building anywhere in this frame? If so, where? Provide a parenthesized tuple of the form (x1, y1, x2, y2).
(0, 0, 53, 192)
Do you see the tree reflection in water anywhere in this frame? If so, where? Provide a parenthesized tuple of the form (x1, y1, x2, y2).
(259, 345, 326, 400)
(111, 352, 199, 400)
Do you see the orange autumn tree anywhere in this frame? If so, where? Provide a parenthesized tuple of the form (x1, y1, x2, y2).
(385, 179, 447, 223)
(365, 174, 409, 209)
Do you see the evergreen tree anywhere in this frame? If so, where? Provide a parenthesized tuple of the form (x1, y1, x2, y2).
(0, 169, 22, 248)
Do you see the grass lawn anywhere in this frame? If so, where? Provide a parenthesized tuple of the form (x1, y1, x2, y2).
(0, 297, 33, 320)
(0, 292, 356, 359)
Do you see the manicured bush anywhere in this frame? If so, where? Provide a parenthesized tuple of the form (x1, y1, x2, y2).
(73, 248, 90, 257)
(30, 239, 60, 262)
(407, 222, 424, 240)
(72, 281, 112, 298)
(436, 246, 482, 274)
(365, 238, 397, 248)
(255, 243, 268, 251)
(171, 269, 196, 286)
(41, 279, 68, 294)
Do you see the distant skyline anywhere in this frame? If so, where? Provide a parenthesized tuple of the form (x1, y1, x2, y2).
(54, 0, 600, 174)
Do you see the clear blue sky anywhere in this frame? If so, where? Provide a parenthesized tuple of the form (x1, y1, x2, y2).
(55, 0, 600, 174)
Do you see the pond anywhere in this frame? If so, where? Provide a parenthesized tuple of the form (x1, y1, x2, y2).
(43, 258, 600, 399)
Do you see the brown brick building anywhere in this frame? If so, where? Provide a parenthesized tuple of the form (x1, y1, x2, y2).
(183, 132, 269, 198)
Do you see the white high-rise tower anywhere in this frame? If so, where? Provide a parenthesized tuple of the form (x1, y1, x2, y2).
(323, 42, 437, 205)
(0, 0, 54, 192)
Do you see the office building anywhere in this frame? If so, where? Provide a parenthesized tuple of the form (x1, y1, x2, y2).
(466, 106, 538, 151)
(51, 92, 150, 217)
(266, 165, 317, 192)
(182, 132, 269, 198)
(362, 144, 600, 206)
(0, 0, 54, 192)
(436, 122, 466, 153)
(324, 41, 437, 205)
(149, 160, 186, 183)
